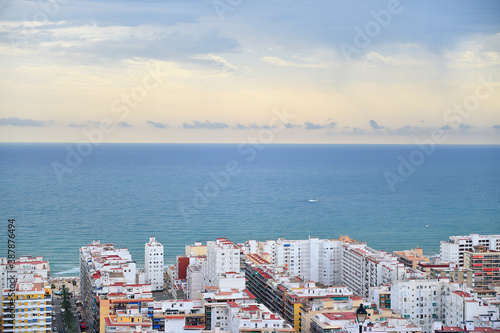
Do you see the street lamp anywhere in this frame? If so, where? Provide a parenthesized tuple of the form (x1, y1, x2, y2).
(356, 304, 368, 333)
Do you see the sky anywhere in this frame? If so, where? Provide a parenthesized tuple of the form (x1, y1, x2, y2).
(0, 0, 499, 144)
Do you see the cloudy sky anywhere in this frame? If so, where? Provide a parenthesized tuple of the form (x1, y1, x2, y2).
(1, 0, 499, 143)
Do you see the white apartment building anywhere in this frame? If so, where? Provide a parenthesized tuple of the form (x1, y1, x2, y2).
(341, 243, 404, 297)
(258, 236, 345, 285)
(203, 238, 240, 287)
(210, 301, 294, 332)
(442, 290, 498, 327)
(186, 264, 203, 299)
(145, 237, 164, 291)
(343, 318, 422, 333)
(80, 241, 153, 333)
(440, 234, 500, 267)
(390, 279, 470, 333)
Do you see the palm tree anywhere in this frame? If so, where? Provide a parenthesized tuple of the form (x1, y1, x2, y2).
(72, 280, 77, 296)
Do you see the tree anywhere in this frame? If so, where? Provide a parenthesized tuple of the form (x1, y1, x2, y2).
(61, 284, 78, 333)
(72, 279, 77, 295)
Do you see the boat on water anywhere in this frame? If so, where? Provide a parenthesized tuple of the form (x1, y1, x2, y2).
(308, 198, 318, 202)
(426, 225, 430, 228)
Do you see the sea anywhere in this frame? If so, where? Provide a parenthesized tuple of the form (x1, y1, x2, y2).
(0, 143, 499, 276)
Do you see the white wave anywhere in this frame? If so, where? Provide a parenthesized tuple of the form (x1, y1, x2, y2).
(54, 267, 79, 275)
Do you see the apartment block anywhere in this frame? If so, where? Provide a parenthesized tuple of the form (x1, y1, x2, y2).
(145, 237, 164, 292)
(464, 249, 500, 290)
(342, 242, 404, 298)
(393, 248, 430, 269)
(203, 238, 240, 287)
(0, 256, 52, 333)
(80, 241, 153, 333)
(390, 279, 466, 333)
(258, 236, 355, 286)
(440, 234, 500, 267)
(207, 301, 294, 332)
(201, 286, 257, 330)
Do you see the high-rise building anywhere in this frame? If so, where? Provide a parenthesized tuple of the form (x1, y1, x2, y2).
(464, 249, 500, 290)
(0, 256, 52, 333)
(145, 237, 164, 291)
(389, 279, 478, 333)
(80, 241, 152, 333)
(258, 236, 357, 286)
(341, 242, 403, 297)
(440, 234, 500, 267)
(203, 238, 240, 287)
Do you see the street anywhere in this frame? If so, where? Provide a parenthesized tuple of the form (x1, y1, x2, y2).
(52, 296, 82, 333)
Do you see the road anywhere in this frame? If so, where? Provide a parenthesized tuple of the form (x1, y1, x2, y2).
(52, 296, 82, 333)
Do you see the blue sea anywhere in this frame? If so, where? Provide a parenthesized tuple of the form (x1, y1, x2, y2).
(1, 143, 499, 276)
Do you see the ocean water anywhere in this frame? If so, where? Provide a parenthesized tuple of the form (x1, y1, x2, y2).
(0, 143, 499, 276)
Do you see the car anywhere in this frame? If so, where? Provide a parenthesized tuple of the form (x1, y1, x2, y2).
(52, 327, 57, 332)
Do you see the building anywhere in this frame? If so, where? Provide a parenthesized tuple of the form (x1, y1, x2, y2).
(0, 256, 52, 333)
(464, 250, 500, 290)
(440, 234, 500, 267)
(390, 279, 467, 333)
(282, 282, 353, 331)
(257, 236, 356, 286)
(433, 321, 500, 333)
(186, 264, 204, 300)
(207, 301, 294, 332)
(342, 242, 404, 298)
(393, 248, 430, 269)
(201, 286, 257, 330)
(80, 241, 153, 333)
(203, 238, 241, 287)
(145, 237, 164, 291)
(185, 242, 208, 257)
(343, 317, 423, 333)
(442, 291, 498, 328)
(429, 267, 473, 287)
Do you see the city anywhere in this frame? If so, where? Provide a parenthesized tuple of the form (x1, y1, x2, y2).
(1, 234, 500, 333)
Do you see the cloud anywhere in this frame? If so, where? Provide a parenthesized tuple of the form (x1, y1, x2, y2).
(388, 126, 431, 136)
(146, 121, 169, 129)
(0, 117, 49, 127)
(341, 127, 366, 136)
(493, 125, 500, 129)
(183, 120, 229, 129)
(69, 123, 86, 128)
(118, 121, 132, 127)
(440, 125, 453, 130)
(260, 56, 329, 69)
(233, 123, 249, 130)
(304, 121, 337, 130)
(304, 121, 324, 130)
(192, 54, 238, 72)
(458, 123, 471, 130)
(369, 119, 384, 130)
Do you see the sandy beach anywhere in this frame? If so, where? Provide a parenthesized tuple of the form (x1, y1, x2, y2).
(49, 277, 80, 297)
